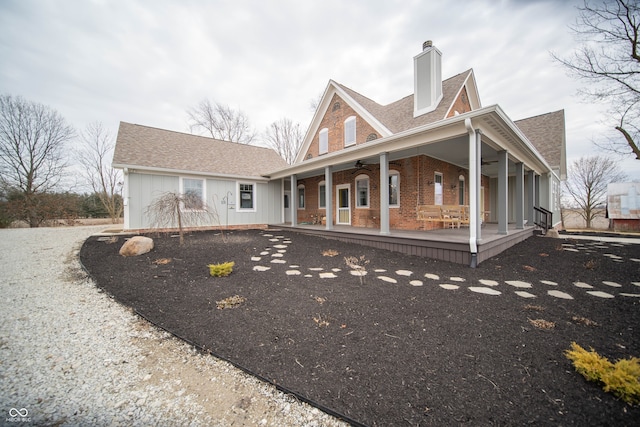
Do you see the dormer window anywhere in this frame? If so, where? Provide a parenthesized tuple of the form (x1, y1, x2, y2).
(319, 128, 328, 154)
(344, 116, 356, 147)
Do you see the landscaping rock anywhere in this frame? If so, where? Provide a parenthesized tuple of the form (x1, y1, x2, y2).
(119, 236, 154, 256)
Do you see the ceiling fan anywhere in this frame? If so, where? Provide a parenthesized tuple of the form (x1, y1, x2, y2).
(481, 158, 498, 166)
(352, 160, 371, 173)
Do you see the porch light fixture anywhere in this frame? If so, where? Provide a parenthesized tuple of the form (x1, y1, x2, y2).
(426, 180, 434, 186)
(451, 184, 457, 189)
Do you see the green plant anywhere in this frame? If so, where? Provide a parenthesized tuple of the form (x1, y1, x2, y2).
(565, 342, 640, 405)
(208, 261, 235, 277)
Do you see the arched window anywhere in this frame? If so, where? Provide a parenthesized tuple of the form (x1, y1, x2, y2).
(297, 184, 305, 209)
(344, 116, 356, 146)
(389, 171, 400, 207)
(355, 174, 369, 208)
(458, 175, 465, 205)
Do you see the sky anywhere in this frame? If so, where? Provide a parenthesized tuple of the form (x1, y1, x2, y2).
(0, 0, 638, 184)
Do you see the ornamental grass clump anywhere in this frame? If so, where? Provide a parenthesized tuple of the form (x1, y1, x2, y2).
(565, 342, 640, 405)
(208, 261, 235, 277)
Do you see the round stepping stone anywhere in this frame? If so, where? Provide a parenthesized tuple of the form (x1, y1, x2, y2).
(275, 235, 285, 238)
(253, 266, 270, 272)
(439, 284, 459, 290)
(424, 273, 440, 280)
(602, 281, 622, 288)
(251, 257, 261, 262)
(273, 244, 288, 249)
(289, 265, 299, 268)
(270, 259, 286, 264)
(271, 253, 283, 258)
(620, 293, 640, 298)
(377, 276, 397, 284)
(262, 233, 273, 237)
(374, 269, 387, 273)
(505, 280, 532, 288)
(286, 270, 301, 276)
(319, 272, 337, 279)
(586, 290, 614, 299)
(469, 287, 501, 295)
(395, 270, 413, 277)
(332, 268, 342, 272)
(630, 259, 640, 263)
(479, 279, 499, 287)
(260, 251, 269, 256)
(304, 274, 313, 278)
(350, 270, 367, 276)
(515, 291, 536, 298)
(540, 280, 558, 286)
(573, 281, 593, 289)
(450, 277, 465, 282)
(269, 238, 279, 242)
(409, 280, 423, 287)
(277, 249, 287, 253)
(548, 290, 573, 300)
(308, 267, 323, 271)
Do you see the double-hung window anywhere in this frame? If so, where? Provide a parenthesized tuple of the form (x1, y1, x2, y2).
(319, 128, 328, 154)
(238, 182, 255, 211)
(182, 178, 205, 210)
(344, 116, 356, 146)
(356, 175, 369, 208)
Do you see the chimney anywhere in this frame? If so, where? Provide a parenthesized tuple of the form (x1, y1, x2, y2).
(414, 40, 443, 117)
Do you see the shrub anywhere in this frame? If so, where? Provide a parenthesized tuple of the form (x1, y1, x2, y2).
(565, 342, 640, 405)
(208, 261, 235, 277)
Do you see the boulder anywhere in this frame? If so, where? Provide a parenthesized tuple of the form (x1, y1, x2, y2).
(119, 236, 154, 256)
(545, 228, 560, 238)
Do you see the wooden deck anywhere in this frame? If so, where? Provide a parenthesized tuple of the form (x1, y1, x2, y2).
(270, 223, 536, 266)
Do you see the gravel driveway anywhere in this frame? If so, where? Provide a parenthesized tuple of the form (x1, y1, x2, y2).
(0, 226, 344, 426)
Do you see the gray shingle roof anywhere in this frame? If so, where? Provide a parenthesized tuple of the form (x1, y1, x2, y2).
(514, 110, 566, 174)
(113, 122, 287, 177)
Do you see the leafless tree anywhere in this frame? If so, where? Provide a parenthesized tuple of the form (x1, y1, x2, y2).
(563, 155, 628, 228)
(0, 94, 75, 226)
(553, 0, 640, 159)
(187, 99, 256, 144)
(145, 192, 220, 245)
(264, 118, 304, 164)
(76, 122, 123, 223)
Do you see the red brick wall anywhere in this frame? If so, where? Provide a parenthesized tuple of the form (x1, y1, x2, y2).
(446, 86, 472, 118)
(295, 154, 491, 230)
(302, 94, 380, 160)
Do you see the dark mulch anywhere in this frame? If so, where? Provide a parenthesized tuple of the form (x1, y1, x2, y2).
(80, 229, 640, 426)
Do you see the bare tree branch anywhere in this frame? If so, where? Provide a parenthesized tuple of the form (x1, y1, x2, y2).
(263, 118, 304, 164)
(187, 99, 256, 144)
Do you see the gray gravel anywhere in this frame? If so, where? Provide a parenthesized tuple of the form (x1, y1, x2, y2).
(0, 226, 346, 426)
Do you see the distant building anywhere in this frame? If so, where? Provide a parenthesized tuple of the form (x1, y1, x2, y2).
(607, 183, 640, 232)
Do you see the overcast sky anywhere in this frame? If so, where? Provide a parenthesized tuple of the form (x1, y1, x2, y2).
(1, 0, 638, 181)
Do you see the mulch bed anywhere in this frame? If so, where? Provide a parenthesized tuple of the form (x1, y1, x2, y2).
(80, 229, 640, 426)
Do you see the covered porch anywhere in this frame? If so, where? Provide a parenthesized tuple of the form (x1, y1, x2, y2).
(272, 222, 536, 266)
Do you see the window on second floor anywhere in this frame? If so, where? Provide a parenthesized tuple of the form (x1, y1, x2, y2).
(319, 128, 328, 154)
(344, 116, 356, 146)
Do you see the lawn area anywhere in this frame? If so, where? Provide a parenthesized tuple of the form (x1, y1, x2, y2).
(80, 229, 640, 426)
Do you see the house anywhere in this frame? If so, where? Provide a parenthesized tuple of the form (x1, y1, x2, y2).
(113, 41, 566, 266)
(607, 182, 640, 232)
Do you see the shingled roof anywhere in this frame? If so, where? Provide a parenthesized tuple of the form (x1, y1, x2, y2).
(113, 122, 287, 178)
(514, 110, 566, 178)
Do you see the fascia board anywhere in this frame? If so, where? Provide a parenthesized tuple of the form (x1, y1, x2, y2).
(332, 84, 393, 137)
(112, 163, 271, 182)
(294, 80, 334, 164)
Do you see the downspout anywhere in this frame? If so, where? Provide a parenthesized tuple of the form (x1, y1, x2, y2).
(464, 119, 478, 267)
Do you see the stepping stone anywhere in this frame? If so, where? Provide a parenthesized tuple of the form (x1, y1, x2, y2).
(374, 269, 387, 273)
(479, 279, 499, 287)
(277, 249, 287, 253)
(332, 268, 342, 272)
(409, 280, 423, 287)
(286, 270, 301, 276)
(276, 235, 285, 238)
(273, 244, 288, 249)
(269, 238, 279, 242)
(439, 284, 459, 290)
(573, 281, 593, 289)
(631, 259, 640, 263)
(304, 274, 313, 278)
(319, 272, 337, 279)
(251, 257, 261, 262)
(469, 287, 501, 296)
(515, 291, 536, 298)
(604, 254, 622, 259)
(602, 281, 622, 288)
(612, 259, 624, 263)
(350, 270, 367, 276)
(620, 293, 640, 298)
(260, 251, 269, 256)
(262, 234, 273, 237)
(395, 270, 413, 277)
(594, 245, 608, 249)
(253, 266, 270, 272)
(270, 259, 286, 264)
(308, 267, 323, 271)
(377, 276, 397, 284)
(450, 277, 465, 282)
(424, 273, 440, 280)
(540, 280, 558, 286)
(548, 290, 573, 300)
(633, 282, 640, 287)
(289, 265, 299, 268)
(563, 248, 580, 252)
(586, 290, 614, 299)
(505, 280, 532, 288)
(271, 253, 283, 258)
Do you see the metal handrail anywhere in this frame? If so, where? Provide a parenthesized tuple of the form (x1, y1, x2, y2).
(534, 206, 552, 232)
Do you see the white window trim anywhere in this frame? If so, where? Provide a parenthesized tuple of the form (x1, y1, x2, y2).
(344, 116, 356, 147)
(318, 181, 326, 209)
(355, 174, 369, 208)
(179, 176, 206, 212)
(236, 181, 257, 212)
(297, 184, 306, 210)
(319, 128, 328, 155)
(389, 170, 400, 208)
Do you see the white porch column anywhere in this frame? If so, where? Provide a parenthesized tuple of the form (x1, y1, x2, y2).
(527, 170, 535, 225)
(290, 174, 297, 227)
(497, 150, 509, 235)
(465, 118, 480, 267)
(515, 162, 524, 229)
(325, 166, 333, 230)
(379, 151, 390, 235)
